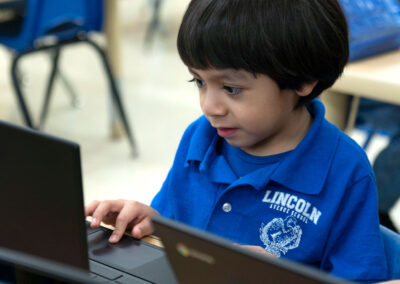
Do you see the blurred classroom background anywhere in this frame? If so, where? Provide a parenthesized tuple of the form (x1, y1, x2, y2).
(0, 0, 200, 205)
(0, 0, 399, 231)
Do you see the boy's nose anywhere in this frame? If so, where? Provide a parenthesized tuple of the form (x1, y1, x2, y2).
(200, 91, 227, 117)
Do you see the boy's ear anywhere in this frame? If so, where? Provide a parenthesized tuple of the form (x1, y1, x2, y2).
(295, 81, 318, 97)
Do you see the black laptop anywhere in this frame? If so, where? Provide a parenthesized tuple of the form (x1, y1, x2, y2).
(0, 120, 177, 284)
(0, 246, 97, 283)
(152, 215, 354, 284)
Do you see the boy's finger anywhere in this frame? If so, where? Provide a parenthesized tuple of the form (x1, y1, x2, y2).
(132, 218, 154, 239)
(109, 231, 123, 243)
(84, 200, 100, 217)
(91, 200, 124, 228)
(109, 203, 139, 243)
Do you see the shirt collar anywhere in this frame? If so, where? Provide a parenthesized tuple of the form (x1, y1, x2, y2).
(270, 99, 340, 195)
(184, 99, 340, 195)
(185, 116, 219, 171)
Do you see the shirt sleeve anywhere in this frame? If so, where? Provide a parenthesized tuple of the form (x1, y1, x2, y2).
(320, 173, 389, 282)
(150, 168, 175, 218)
(150, 118, 199, 218)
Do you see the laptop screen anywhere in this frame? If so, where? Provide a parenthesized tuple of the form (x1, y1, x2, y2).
(152, 215, 353, 284)
(0, 246, 95, 283)
(0, 121, 89, 269)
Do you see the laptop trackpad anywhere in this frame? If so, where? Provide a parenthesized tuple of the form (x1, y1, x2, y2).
(87, 229, 164, 272)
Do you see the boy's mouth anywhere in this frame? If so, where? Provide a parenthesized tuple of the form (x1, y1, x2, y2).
(217, 128, 238, 137)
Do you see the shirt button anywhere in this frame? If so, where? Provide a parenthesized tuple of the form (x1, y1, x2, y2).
(222, 203, 232, 213)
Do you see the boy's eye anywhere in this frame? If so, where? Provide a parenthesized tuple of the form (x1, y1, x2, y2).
(223, 85, 241, 95)
(188, 78, 206, 88)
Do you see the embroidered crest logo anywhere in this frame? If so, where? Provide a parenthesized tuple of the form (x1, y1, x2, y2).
(259, 216, 302, 257)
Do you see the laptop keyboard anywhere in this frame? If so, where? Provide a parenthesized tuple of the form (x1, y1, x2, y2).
(85, 222, 155, 283)
(86, 221, 103, 235)
(90, 260, 123, 280)
(90, 260, 151, 283)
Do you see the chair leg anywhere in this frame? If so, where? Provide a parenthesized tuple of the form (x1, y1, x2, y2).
(145, 0, 163, 45)
(58, 69, 82, 108)
(85, 38, 138, 157)
(10, 54, 35, 128)
(39, 48, 61, 129)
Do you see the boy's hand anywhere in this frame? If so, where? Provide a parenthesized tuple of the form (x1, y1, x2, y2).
(238, 245, 275, 257)
(85, 199, 159, 243)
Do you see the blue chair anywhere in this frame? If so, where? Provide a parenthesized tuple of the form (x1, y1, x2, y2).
(0, 0, 137, 155)
(339, 0, 400, 61)
(381, 225, 400, 280)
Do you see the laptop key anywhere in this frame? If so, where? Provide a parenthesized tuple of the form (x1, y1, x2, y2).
(90, 273, 110, 283)
(90, 260, 123, 280)
(113, 274, 152, 284)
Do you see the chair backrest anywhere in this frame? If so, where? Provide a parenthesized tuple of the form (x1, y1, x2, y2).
(0, 0, 104, 53)
(380, 225, 400, 280)
(339, 0, 400, 61)
(85, 0, 104, 32)
(34, 0, 87, 41)
(0, 0, 40, 52)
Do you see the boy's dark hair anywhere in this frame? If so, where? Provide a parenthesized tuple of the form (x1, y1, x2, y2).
(177, 0, 349, 107)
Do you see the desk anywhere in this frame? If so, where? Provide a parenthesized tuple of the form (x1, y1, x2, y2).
(320, 50, 400, 132)
(105, 0, 122, 79)
(86, 216, 163, 247)
(104, 0, 125, 138)
(101, 222, 163, 248)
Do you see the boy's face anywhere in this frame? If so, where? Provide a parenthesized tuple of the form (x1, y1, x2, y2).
(189, 68, 312, 156)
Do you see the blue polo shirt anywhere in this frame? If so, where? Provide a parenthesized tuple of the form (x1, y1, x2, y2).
(151, 99, 388, 282)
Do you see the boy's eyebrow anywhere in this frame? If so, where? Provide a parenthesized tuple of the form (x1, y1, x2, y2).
(188, 68, 200, 77)
(188, 68, 251, 81)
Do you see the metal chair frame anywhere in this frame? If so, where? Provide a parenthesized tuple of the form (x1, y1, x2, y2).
(10, 34, 137, 156)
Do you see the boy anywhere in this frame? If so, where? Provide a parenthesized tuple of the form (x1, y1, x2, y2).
(86, 0, 389, 281)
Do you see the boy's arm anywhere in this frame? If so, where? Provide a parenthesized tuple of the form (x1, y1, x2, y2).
(237, 245, 274, 257)
(321, 174, 389, 282)
(150, 118, 202, 218)
(150, 168, 175, 218)
(85, 199, 159, 243)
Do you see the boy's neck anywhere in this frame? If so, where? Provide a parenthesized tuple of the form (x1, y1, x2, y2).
(242, 106, 312, 157)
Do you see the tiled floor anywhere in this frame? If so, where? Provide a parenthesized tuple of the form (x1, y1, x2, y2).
(0, 0, 398, 230)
